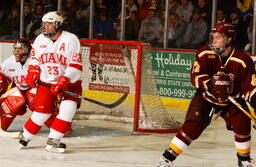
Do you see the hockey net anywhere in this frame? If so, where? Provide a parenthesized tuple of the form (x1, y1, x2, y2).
(74, 39, 181, 132)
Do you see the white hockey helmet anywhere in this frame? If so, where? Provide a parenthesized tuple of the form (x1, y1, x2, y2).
(42, 11, 64, 37)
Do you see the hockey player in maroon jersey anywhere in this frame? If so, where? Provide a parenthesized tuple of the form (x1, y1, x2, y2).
(157, 22, 255, 167)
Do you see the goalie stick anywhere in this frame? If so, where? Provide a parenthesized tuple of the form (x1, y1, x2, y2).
(37, 81, 128, 109)
(0, 118, 21, 139)
(0, 129, 21, 139)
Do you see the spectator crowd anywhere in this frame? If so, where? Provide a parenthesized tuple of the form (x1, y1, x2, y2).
(0, 0, 254, 51)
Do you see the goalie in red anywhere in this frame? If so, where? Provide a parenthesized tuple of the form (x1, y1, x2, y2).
(157, 22, 256, 167)
(19, 11, 82, 153)
(0, 38, 59, 138)
(0, 38, 34, 138)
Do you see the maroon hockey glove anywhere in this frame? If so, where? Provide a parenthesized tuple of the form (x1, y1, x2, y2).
(211, 73, 232, 103)
(25, 65, 40, 88)
(51, 76, 70, 95)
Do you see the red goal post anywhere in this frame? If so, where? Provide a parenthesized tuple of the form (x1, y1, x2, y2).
(75, 39, 181, 133)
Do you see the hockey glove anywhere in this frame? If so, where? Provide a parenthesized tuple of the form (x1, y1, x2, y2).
(25, 65, 40, 88)
(211, 73, 232, 103)
(50, 76, 70, 95)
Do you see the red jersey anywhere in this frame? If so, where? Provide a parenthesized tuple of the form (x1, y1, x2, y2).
(191, 45, 255, 106)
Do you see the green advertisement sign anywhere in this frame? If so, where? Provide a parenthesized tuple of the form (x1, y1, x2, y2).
(151, 50, 196, 99)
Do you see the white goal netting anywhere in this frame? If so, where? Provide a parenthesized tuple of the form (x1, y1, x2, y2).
(74, 40, 181, 132)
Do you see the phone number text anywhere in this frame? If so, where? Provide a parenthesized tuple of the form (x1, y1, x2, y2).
(159, 87, 196, 98)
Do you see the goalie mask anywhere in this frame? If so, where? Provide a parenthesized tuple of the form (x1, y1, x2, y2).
(42, 11, 64, 38)
(209, 22, 236, 54)
(13, 38, 32, 63)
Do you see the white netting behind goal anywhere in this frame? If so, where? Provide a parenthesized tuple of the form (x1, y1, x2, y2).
(74, 39, 181, 132)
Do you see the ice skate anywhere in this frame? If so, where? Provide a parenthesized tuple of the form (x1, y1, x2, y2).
(238, 159, 255, 167)
(45, 138, 66, 153)
(156, 156, 173, 167)
(19, 134, 30, 149)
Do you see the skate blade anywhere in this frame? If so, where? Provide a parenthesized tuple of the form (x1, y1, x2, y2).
(19, 144, 27, 149)
(45, 145, 66, 153)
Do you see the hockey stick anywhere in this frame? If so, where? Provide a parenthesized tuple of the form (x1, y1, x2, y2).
(228, 96, 256, 129)
(245, 101, 256, 120)
(228, 96, 256, 120)
(37, 81, 128, 109)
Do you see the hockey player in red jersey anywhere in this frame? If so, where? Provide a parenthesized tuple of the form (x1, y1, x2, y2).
(157, 22, 255, 167)
(0, 39, 33, 137)
(19, 11, 82, 153)
(0, 38, 59, 138)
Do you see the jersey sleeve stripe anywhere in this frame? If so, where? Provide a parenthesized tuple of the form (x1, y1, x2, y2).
(229, 57, 247, 68)
(69, 64, 82, 71)
(249, 88, 256, 101)
(198, 50, 216, 58)
(194, 74, 208, 88)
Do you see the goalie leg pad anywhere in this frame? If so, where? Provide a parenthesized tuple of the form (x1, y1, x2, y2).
(0, 115, 16, 131)
(0, 88, 26, 117)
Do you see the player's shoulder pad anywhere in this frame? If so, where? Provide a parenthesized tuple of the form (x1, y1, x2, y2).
(61, 31, 80, 46)
(62, 31, 79, 40)
(196, 45, 216, 59)
(229, 48, 252, 68)
(33, 33, 47, 45)
(234, 48, 250, 59)
(3, 55, 15, 65)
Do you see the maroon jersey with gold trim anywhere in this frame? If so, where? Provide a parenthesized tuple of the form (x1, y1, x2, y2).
(191, 45, 255, 106)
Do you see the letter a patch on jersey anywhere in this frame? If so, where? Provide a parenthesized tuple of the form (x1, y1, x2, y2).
(59, 43, 65, 51)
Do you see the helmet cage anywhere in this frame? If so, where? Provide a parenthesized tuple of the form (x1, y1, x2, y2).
(13, 39, 31, 62)
(42, 22, 62, 38)
(209, 32, 228, 54)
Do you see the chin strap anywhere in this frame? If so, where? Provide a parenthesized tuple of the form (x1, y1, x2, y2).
(213, 47, 225, 54)
(209, 44, 226, 54)
(43, 32, 56, 38)
(43, 27, 62, 38)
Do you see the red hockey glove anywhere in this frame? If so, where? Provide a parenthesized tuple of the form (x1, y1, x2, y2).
(51, 76, 70, 95)
(25, 65, 40, 88)
(211, 73, 232, 103)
